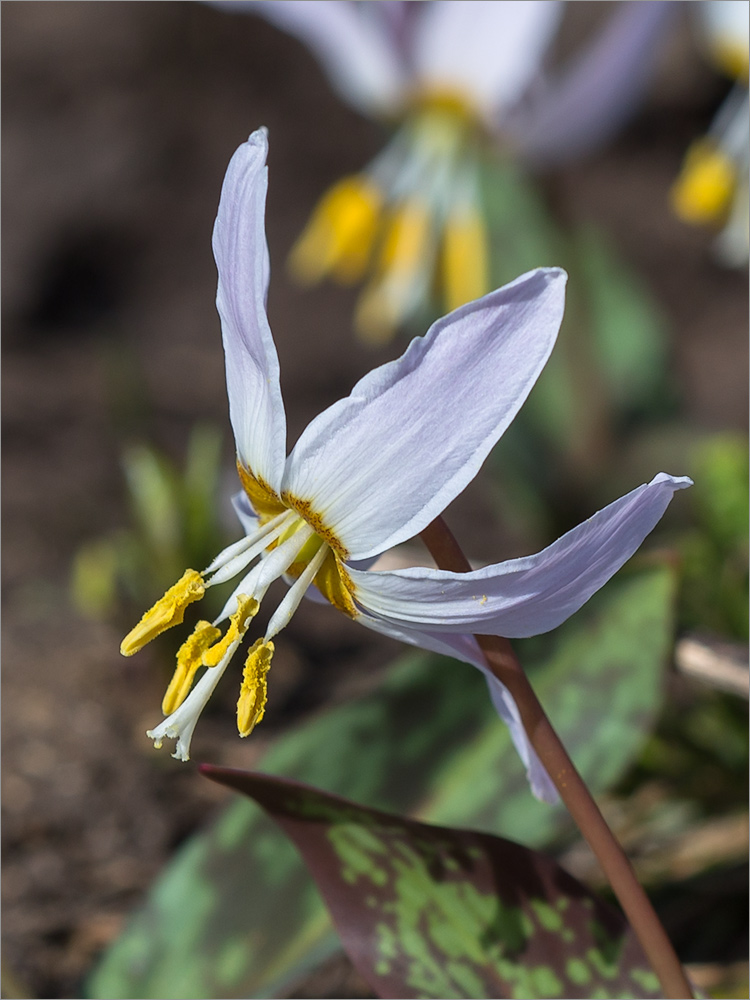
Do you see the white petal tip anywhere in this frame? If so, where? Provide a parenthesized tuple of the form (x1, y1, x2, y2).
(248, 126, 269, 147)
(540, 265, 568, 283)
(654, 473, 693, 491)
(531, 779, 560, 805)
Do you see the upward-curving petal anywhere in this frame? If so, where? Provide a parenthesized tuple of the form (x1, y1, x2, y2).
(412, 0, 564, 120)
(348, 474, 692, 636)
(213, 130, 287, 492)
(282, 268, 566, 561)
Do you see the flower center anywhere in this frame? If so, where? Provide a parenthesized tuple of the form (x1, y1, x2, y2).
(120, 462, 358, 760)
(404, 86, 484, 134)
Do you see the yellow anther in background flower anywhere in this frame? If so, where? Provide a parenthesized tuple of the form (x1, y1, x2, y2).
(441, 208, 489, 313)
(355, 199, 432, 344)
(289, 176, 383, 285)
(237, 639, 274, 737)
(378, 199, 431, 277)
(710, 39, 750, 81)
(354, 280, 399, 345)
(120, 569, 205, 657)
(162, 620, 221, 715)
(202, 594, 259, 668)
(671, 139, 736, 225)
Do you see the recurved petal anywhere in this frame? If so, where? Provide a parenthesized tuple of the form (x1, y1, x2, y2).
(412, 0, 564, 120)
(356, 615, 557, 803)
(282, 268, 566, 561)
(220, 1, 408, 116)
(348, 474, 692, 636)
(213, 129, 287, 492)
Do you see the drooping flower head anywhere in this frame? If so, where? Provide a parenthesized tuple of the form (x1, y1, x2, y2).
(212, 1, 677, 342)
(121, 129, 690, 802)
(671, 0, 749, 265)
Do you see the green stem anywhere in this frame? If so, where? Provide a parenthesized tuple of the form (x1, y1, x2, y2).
(420, 515, 694, 1000)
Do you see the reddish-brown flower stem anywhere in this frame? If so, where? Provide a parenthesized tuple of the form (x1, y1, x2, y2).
(420, 515, 693, 1000)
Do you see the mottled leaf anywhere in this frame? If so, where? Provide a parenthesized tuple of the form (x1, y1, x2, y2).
(87, 566, 675, 998)
(202, 768, 664, 1000)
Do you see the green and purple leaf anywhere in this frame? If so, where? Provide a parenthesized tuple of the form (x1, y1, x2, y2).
(87, 565, 675, 999)
(202, 768, 663, 1000)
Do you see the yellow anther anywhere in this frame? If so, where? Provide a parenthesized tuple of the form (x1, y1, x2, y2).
(354, 280, 398, 345)
(201, 594, 259, 668)
(671, 139, 736, 225)
(162, 620, 221, 715)
(289, 176, 383, 285)
(441, 208, 489, 313)
(710, 40, 749, 81)
(120, 569, 205, 657)
(355, 199, 432, 344)
(237, 639, 274, 737)
(378, 199, 431, 277)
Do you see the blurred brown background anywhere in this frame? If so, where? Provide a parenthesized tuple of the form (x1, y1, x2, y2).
(2, 3, 747, 997)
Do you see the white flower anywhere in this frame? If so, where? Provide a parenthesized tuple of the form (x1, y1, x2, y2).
(121, 130, 690, 801)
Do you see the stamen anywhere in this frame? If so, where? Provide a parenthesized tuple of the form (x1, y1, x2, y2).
(289, 176, 383, 285)
(671, 139, 736, 224)
(215, 522, 315, 624)
(379, 199, 431, 276)
(202, 509, 291, 576)
(355, 199, 432, 344)
(265, 544, 328, 641)
(146, 594, 259, 761)
(237, 639, 274, 737)
(249, 522, 316, 599)
(204, 511, 295, 587)
(162, 620, 221, 715)
(147, 642, 232, 761)
(121, 569, 205, 656)
(441, 206, 489, 313)
(202, 594, 259, 668)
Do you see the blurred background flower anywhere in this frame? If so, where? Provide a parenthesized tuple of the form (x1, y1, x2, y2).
(671, 0, 749, 266)
(217, 0, 677, 342)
